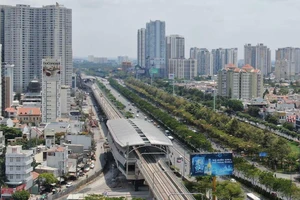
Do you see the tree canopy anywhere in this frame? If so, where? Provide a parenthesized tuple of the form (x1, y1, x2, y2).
(215, 181, 244, 200)
(38, 173, 58, 187)
(11, 190, 30, 200)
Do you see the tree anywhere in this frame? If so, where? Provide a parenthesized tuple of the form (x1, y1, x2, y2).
(0, 125, 22, 144)
(282, 122, 294, 131)
(225, 99, 244, 112)
(11, 190, 30, 200)
(278, 87, 289, 95)
(247, 106, 260, 118)
(14, 93, 21, 101)
(38, 173, 58, 188)
(263, 89, 269, 98)
(215, 181, 244, 200)
(265, 114, 279, 125)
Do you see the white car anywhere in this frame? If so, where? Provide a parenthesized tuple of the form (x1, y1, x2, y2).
(66, 182, 72, 188)
(90, 164, 95, 169)
(168, 136, 174, 141)
(230, 178, 237, 183)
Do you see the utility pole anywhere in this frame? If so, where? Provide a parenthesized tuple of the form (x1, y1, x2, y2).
(173, 79, 175, 96)
(213, 89, 216, 111)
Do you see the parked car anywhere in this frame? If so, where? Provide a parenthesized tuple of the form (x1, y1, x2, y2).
(230, 178, 237, 183)
(84, 167, 90, 172)
(90, 164, 95, 169)
(66, 182, 72, 188)
(168, 136, 174, 141)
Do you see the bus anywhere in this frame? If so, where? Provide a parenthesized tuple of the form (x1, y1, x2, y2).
(246, 193, 260, 200)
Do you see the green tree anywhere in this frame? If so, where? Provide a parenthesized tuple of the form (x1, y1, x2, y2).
(215, 181, 244, 200)
(14, 93, 21, 101)
(226, 99, 244, 112)
(278, 87, 289, 95)
(247, 106, 260, 118)
(38, 173, 58, 188)
(265, 114, 279, 125)
(0, 125, 22, 144)
(263, 89, 269, 98)
(11, 190, 30, 200)
(282, 122, 294, 131)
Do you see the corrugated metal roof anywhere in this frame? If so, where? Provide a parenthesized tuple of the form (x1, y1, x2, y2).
(107, 119, 172, 148)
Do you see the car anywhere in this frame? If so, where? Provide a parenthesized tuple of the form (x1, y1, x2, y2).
(177, 156, 183, 163)
(157, 125, 160, 128)
(84, 167, 90, 172)
(90, 164, 95, 169)
(136, 114, 139, 117)
(168, 136, 174, 140)
(230, 178, 237, 183)
(66, 182, 72, 188)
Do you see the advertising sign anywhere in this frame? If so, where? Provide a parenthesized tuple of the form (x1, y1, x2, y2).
(259, 152, 267, 157)
(149, 67, 159, 75)
(42, 60, 61, 77)
(190, 153, 233, 176)
(168, 73, 175, 80)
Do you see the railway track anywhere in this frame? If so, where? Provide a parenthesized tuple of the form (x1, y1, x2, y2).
(135, 149, 195, 200)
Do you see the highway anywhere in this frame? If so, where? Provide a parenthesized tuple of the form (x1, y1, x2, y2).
(86, 78, 195, 200)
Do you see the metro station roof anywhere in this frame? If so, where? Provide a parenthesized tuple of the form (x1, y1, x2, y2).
(107, 118, 173, 148)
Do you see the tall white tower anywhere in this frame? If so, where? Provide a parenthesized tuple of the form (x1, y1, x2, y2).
(42, 58, 61, 123)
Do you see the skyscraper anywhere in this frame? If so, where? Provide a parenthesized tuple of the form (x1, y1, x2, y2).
(168, 58, 197, 80)
(145, 20, 166, 77)
(275, 47, 300, 76)
(42, 58, 61, 123)
(211, 48, 238, 74)
(137, 28, 146, 68)
(0, 3, 72, 92)
(166, 35, 185, 76)
(244, 44, 271, 75)
(190, 47, 212, 75)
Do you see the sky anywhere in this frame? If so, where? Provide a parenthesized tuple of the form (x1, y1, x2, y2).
(2, 0, 300, 59)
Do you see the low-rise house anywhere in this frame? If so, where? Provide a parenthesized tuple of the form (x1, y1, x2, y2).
(17, 107, 41, 125)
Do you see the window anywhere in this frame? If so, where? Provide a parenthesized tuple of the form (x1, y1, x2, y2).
(10, 158, 13, 162)
(16, 157, 20, 162)
(16, 174, 21, 179)
(9, 174, 13, 179)
(16, 166, 21, 171)
(10, 166, 13, 171)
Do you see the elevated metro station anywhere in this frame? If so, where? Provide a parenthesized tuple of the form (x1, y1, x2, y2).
(107, 118, 173, 180)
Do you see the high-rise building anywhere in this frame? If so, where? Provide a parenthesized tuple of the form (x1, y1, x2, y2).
(0, 44, 2, 115)
(211, 48, 238, 74)
(42, 58, 61, 123)
(168, 58, 197, 80)
(0, 3, 72, 92)
(61, 85, 70, 118)
(218, 64, 263, 99)
(190, 48, 212, 76)
(166, 35, 185, 76)
(275, 47, 300, 76)
(137, 28, 146, 68)
(145, 20, 166, 77)
(117, 56, 129, 65)
(244, 44, 271, 75)
(275, 59, 290, 80)
(3, 63, 14, 111)
(6, 145, 33, 190)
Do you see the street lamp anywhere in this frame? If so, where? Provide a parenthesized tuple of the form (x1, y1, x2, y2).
(167, 192, 204, 200)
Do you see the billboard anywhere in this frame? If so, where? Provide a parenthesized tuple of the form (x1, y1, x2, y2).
(149, 67, 159, 75)
(42, 59, 61, 77)
(190, 153, 233, 176)
(168, 73, 175, 80)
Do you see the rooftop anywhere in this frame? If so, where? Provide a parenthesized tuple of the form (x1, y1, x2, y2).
(17, 107, 41, 116)
(107, 119, 173, 148)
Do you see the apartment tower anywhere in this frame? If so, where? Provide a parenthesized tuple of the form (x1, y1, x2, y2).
(244, 44, 271, 75)
(0, 3, 72, 92)
(41, 58, 61, 123)
(137, 28, 146, 68)
(145, 20, 166, 77)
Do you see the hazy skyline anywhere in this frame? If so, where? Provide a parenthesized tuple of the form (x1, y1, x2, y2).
(2, 0, 300, 59)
